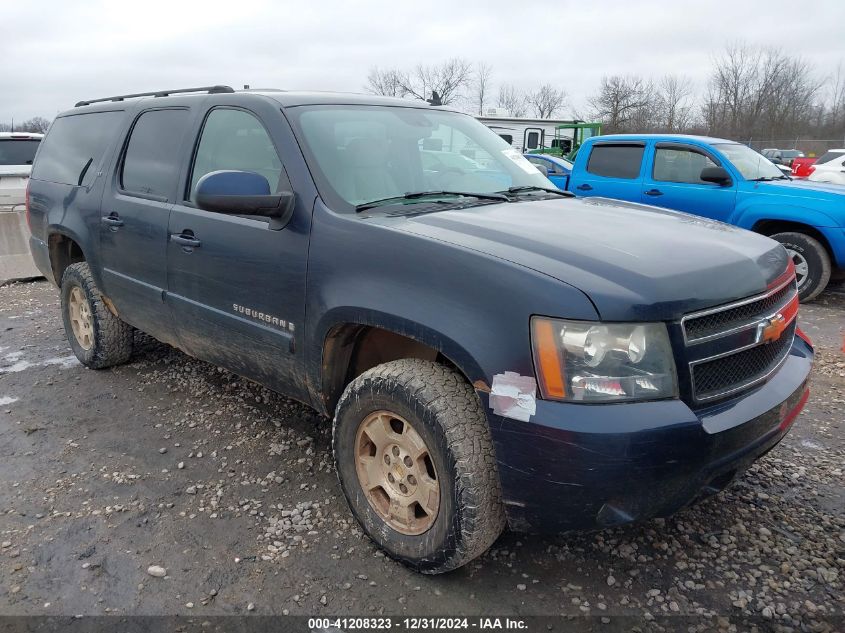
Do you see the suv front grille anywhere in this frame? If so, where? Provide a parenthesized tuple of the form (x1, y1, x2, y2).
(691, 320, 796, 401)
(683, 282, 794, 342)
(682, 275, 798, 403)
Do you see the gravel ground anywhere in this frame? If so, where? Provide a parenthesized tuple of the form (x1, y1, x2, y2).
(0, 280, 843, 629)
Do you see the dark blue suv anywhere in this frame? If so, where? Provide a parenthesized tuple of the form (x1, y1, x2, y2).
(26, 86, 813, 573)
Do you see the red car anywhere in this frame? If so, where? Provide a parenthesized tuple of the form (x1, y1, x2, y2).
(791, 157, 817, 178)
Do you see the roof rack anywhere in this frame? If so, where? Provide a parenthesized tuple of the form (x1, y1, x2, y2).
(75, 85, 235, 107)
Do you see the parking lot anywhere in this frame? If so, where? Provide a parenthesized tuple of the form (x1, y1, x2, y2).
(0, 280, 842, 626)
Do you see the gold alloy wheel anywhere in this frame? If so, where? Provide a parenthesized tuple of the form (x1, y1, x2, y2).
(354, 410, 440, 535)
(68, 286, 94, 350)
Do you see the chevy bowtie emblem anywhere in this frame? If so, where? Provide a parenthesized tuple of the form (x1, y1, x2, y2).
(756, 314, 788, 344)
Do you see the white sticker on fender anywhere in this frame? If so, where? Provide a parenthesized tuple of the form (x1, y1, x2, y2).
(490, 371, 537, 422)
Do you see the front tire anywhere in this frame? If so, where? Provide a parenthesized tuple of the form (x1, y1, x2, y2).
(333, 359, 505, 574)
(771, 232, 831, 302)
(60, 262, 133, 369)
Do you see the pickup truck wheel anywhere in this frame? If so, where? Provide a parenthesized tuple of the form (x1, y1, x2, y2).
(771, 232, 831, 302)
(60, 262, 133, 369)
(333, 359, 505, 574)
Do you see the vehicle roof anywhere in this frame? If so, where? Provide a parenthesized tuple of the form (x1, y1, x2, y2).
(60, 89, 458, 118)
(589, 133, 738, 145)
(0, 132, 43, 139)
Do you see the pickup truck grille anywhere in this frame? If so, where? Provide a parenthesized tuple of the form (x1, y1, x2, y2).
(683, 276, 798, 403)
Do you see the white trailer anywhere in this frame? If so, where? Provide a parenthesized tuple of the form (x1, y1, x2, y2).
(476, 110, 576, 154)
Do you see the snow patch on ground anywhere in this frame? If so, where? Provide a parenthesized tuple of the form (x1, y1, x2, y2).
(0, 352, 79, 373)
(43, 355, 80, 369)
(0, 396, 19, 406)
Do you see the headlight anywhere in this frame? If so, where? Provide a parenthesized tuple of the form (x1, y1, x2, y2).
(531, 317, 678, 402)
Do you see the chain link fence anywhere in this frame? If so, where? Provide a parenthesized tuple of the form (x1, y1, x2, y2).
(745, 139, 845, 157)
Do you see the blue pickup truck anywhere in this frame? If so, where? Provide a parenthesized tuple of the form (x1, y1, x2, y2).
(561, 135, 845, 301)
(28, 91, 812, 573)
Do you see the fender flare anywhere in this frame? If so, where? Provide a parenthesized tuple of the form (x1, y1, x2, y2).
(733, 204, 840, 232)
(310, 307, 486, 415)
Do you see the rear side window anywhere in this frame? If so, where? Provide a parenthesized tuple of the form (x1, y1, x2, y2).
(31, 112, 123, 185)
(121, 109, 190, 199)
(0, 139, 41, 166)
(586, 144, 644, 179)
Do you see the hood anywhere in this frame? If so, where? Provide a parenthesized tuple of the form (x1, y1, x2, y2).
(386, 197, 788, 322)
(754, 178, 845, 199)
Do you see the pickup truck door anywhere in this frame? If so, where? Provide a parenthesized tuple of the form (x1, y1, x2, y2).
(566, 141, 645, 202)
(99, 107, 193, 347)
(524, 155, 569, 189)
(165, 104, 311, 401)
(640, 143, 737, 222)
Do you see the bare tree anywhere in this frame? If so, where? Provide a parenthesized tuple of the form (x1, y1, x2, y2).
(823, 61, 845, 135)
(656, 75, 694, 132)
(365, 67, 404, 97)
(496, 84, 528, 117)
(587, 75, 655, 132)
(527, 84, 567, 118)
(473, 62, 493, 115)
(396, 58, 474, 105)
(18, 117, 51, 134)
(704, 43, 823, 141)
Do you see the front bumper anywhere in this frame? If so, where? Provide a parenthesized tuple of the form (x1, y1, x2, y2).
(485, 336, 813, 533)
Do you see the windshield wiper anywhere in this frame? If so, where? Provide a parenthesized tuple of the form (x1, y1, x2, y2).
(77, 157, 93, 186)
(750, 175, 790, 182)
(503, 185, 573, 197)
(355, 190, 509, 212)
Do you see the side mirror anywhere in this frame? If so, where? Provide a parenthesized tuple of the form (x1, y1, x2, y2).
(700, 166, 732, 187)
(533, 163, 549, 177)
(195, 170, 294, 230)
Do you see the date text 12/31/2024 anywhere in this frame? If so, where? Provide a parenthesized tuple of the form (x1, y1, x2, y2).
(307, 617, 528, 630)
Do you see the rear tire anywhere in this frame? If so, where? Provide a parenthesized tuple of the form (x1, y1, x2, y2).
(60, 262, 133, 369)
(771, 232, 831, 302)
(333, 359, 505, 574)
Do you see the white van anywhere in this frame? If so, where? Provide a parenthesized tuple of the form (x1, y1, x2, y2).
(0, 132, 43, 208)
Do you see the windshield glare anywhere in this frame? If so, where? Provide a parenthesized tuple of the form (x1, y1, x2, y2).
(714, 143, 785, 180)
(0, 139, 41, 166)
(290, 105, 551, 210)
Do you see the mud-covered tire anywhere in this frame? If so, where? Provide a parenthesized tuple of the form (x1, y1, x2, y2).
(60, 262, 133, 369)
(771, 232, 831, 302)
(333, 359, 505, 574)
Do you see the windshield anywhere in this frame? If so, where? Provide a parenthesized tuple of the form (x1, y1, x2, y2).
(0, 139, 41, 166)
(816, 151, 845, 165)
(289, 105, 551, 211)
(714, 143, 786, 180)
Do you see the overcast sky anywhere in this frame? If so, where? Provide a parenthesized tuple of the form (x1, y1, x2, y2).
(2, 0, 844, 122)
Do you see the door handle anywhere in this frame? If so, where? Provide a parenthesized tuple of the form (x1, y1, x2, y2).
(576, 183, 593, 191)
(170, 233, 202, 248)
(644, 188, 663, 196)
(101, 214, 124, 228)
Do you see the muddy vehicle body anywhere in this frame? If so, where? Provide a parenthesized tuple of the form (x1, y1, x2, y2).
(27, 86, 813, 573)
